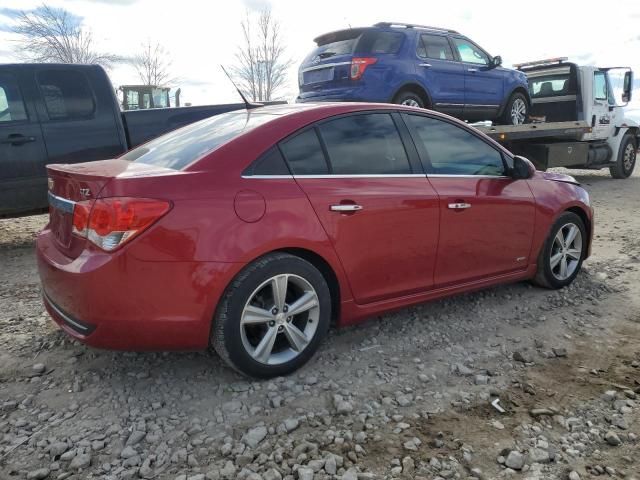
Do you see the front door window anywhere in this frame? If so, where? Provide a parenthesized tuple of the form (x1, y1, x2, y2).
(452, 38, 489, 65)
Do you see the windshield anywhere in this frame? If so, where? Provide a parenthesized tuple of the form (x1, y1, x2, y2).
(121, 111, 275, 169)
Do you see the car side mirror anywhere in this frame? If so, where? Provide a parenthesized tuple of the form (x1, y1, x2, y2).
(492, 55, 502, 68)
(511, 155, 535, 179)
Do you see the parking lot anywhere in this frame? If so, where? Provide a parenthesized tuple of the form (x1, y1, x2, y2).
(0, 168, 637, 480)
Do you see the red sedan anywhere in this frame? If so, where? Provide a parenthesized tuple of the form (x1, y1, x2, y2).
(37, 103, 593, 378)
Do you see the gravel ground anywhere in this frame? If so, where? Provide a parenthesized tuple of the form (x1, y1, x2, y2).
(1, 169, 639, 480)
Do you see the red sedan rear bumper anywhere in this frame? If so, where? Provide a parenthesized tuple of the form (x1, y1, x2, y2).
(36, 227, 242, 351)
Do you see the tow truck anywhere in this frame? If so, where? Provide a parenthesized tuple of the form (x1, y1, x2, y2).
(474, 58, 638, 178)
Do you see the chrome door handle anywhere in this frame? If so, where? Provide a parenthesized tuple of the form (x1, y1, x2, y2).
(330, 204, 363, 212)
(419, 63, 432, 68)
(448, 202, 471, 210)
(467, 68, 478, 72)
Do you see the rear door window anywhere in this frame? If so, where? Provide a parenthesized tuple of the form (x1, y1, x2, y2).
(279, 129, 329, 175)
(405, 114, 505, 176)
(356, 31, 404, 54)
(0, 73, 28, 123)
(244, 147, 291, 176)
(318, 113, 411, 174)
(417, 34, 455, 61)
(36, 70, 95, 120)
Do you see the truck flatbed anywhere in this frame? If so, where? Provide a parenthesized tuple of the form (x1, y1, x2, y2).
(474, 121, 591, 142)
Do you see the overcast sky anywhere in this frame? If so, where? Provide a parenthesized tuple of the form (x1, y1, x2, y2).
(1, 0, 639, 118)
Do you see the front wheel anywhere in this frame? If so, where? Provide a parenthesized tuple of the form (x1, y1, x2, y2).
(609, 134, 637, 179)
(211, 253, 331, 378)
(500, 93, 529, 125)
(533, 212, 586, 289)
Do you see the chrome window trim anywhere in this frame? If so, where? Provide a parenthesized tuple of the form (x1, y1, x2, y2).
(294, 174, 425, 179)
(47, 191, 75, 214)
(428, 174, 509, 179)
(241, 175, 294, 179)
(242, 174, 426, 179)
(242, 173, 511, 179)
(301, 61, 351, 73)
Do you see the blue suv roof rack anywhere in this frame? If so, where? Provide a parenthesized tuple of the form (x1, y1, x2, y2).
(373, 22, 459, 34)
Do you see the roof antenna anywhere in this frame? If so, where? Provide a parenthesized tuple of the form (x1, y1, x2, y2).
(220, 65, 263, 110)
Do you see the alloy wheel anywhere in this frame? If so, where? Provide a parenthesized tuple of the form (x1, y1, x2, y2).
(510, 98, 527, 125)
(550, 223, 583, 281)
(240, 274, 320, 365)
(623, 143, 636, 172)
(401, 99, 421, 108)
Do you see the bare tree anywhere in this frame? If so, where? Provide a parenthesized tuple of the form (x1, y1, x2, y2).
(10, 4, 118, 67)
(233, 8, 293, 102)
(132, 40, 176, 87)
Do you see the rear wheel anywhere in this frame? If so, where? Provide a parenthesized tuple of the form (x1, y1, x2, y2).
(393, 90, 425, 108)
(212, 253, 331, 378)
(533, 212, 586, 289)
(500, 92, 529, 125)
(609, 133, 637, 179)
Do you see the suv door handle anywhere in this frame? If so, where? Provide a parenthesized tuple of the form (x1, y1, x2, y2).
(467, 68, 478, 73)
(1, 134, 36, 146)
(418, 63, 432, 68)
(448, 202, 471, 210)
(330, 204, 363, 212)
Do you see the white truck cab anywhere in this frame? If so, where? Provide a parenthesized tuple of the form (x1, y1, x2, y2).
(477, 58, 638, 178)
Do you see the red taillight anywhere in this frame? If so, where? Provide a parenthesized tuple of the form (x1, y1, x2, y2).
(350, 57, 377, 80)
(72, 201, 91, 236)
(72, 197, 171, 251)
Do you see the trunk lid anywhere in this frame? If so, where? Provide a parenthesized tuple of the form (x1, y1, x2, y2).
(46, 159, 171, 257)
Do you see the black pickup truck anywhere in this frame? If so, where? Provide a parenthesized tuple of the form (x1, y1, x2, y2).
(0, 63, 252, 217)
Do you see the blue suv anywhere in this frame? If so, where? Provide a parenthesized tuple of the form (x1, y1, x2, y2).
(297, 22, 531, 125)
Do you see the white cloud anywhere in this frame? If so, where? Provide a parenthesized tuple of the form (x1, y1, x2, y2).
(0, 0, 638, 112)
(242, 0, 271, 11)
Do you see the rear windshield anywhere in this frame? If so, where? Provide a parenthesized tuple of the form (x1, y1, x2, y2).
(529, 74, 571, 98)
(307, 29, 403, 61)
(121, 111, 274, 169)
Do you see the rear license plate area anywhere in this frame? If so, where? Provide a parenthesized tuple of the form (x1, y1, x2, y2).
(303, 67, 334, 84)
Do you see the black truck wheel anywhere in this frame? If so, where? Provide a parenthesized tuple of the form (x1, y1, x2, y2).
(609, 133, 637, 179)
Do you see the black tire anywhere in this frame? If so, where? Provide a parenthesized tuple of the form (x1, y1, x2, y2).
(211, 252, 331, 378)
(393, 90, 425, 108)
(609, 133, 637, 179)
(499, 92, 529, 125)
(533, 212, 587, 289)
